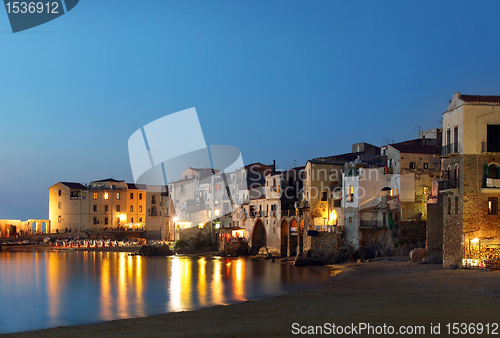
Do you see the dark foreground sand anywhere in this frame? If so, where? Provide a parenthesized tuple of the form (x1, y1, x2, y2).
(3, 258, 500, 338)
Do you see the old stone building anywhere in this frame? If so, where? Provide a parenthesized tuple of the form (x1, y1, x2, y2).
(441, 92, 500, 268)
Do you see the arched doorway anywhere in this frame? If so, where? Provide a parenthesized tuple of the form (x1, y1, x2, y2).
(281, 220, 288, 257)
(42, 222, 47, 234)
(290, 219, 298, 257)
(251, 219, 266, 255)
(32, 222, 37, 234)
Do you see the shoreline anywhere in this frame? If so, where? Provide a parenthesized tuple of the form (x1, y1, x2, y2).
(4, 258, 500, 338)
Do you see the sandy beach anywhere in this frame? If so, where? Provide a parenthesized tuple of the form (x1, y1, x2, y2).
(2, 258, 500, 338)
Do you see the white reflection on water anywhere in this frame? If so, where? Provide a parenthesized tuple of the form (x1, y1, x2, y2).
(0, 250, 327, 334)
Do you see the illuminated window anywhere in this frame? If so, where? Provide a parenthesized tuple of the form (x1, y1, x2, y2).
(348, 186, 354, 195)
(104, 192, 109, 200)
(488, 197, 498, 215)
(82, 192, 86, 199)
(423, 187, 429, 195)
(130, 205, 133, 212)
(58, 216, 61, 223)
(105, 205, 109, 213)
(116, 193, 120, 200)
(139, 206, 142, 212)
(116, 205, 120, 212)
(131, 217, 134, 223)
(409, 162, 416, 169)
(117, 217, 120, 225)
(424, 163, 429, 169)
(139, 217, 142, 222)
(93, 192, 97, 200)
(139, 193, 142, 200)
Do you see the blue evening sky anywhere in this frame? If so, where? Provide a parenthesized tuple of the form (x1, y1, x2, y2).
(1, 1, 500, 219)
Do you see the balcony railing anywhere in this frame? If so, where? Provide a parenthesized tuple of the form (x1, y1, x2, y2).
(441, 143, 459, 155)
(483, 178, 500, 189)
(438, 179, 458, 190)
(148, 211, 158, 216)
(298, 201, 309, 208)
(282, 209, 297, 217)
(482, 142, 500, 153)
(360, 220, 385, 229)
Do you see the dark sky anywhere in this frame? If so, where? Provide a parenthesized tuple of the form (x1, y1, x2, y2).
(2, 1, 500, 219)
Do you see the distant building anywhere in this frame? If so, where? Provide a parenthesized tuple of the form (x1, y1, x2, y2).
(48, 179, 168, 236)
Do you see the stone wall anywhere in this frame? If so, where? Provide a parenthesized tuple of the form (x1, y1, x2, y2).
(307, 232, 340, 260)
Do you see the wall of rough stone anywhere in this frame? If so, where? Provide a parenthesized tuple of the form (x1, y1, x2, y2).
(462, 154, 500, 262)
(307, 232, 340, 260)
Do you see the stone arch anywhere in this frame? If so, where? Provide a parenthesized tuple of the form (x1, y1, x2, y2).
(32, 221, 37, 234)
(488, 162, 499, 179)
(42, 222, 47, 234)
(280, 219, 288, 257)
(251, 219, 266, 255)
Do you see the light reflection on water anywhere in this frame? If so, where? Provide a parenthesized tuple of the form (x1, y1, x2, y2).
(0, 250, 327, 333)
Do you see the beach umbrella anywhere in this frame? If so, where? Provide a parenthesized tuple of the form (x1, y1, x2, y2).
(43, 237, 50, 243)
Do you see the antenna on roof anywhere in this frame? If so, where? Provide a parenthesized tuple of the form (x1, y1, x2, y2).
(415, 125, 421, 137)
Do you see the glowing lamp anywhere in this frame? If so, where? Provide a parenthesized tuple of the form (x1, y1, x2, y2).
(173, 217, 178, 222)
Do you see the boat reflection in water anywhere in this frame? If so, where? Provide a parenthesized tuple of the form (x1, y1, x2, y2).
(0, 251, 328, 333)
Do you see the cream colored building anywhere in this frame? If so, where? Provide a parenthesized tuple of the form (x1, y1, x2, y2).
(49, 178, 157, 233)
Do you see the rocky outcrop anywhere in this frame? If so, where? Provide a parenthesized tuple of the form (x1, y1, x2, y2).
(219, 241, 249, 257)
(410, 247, 426, 262)
(139, 244, 175, 256)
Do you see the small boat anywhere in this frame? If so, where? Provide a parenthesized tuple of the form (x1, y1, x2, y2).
(58, 248, 74, 252)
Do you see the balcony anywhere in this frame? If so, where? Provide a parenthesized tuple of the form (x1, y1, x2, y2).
(148, 211, 158, 216)
(441, 143, 460, 156)
(438, 179, 458, 191)
(298, 200, 309, 208)
(282, 209, 297, 217)
(482, 142, 500, 153)
(360, 220, 385, 229)
(483, 178, 500, 189)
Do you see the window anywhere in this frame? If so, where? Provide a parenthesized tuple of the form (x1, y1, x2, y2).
(58, 189, 61, 196)
(82, 192, 86, 199)
(93, 217, 98, 225)
(139, 217, 142, 223)
(131, 217, 134, 223)
(215, 184, 220, 190)
(58, 202, 61, 209)
(139, 193, 143, 200)
(105, 205, 109, 213)
(104, 192, 109, 200)
(151, 195, 156, 204)
(409, 162, 416, 169)
(454, 127, 459, 153)
(423, 187, 429, 195)
(93, 205, 97, 212)
(487, 125, 500, 152)
(455, 196, 459, 214)
(488, 197, 498, 215)
(116, 205, 120, 212)
(58, 215, 61, 223)
(333, 199, 341, 207)
(117, 217, 120, 225)
(139, 205, 142, 212)
(130, 205, 133, 212)
(93, 192, 98, 200)
(424, 163, 429, 169)
(116, 193, 120, 200)
(104, 217, 108, 225)
(130, 192, 134, 199)
(321, 191, 327, 201)
(447, 197, 451, 215)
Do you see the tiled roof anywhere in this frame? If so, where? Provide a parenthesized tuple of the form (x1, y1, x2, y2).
(390, 144, 440, 155)
(460, 94, 500, 103)
(60, 182, 86, 189)
(92, 178, 124, 183)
